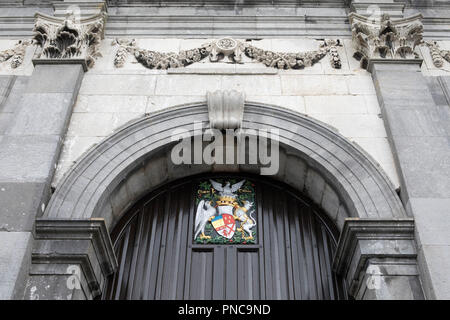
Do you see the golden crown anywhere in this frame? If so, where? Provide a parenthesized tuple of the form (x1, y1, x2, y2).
(216, 196, 237, 207)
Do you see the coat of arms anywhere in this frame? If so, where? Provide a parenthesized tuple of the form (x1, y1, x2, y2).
(194, 179, 257, 244)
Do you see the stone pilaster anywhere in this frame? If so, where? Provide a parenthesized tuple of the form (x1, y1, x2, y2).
(0, 8, 107, 300)
(349, 11, 450, 299)
(370, 60, 450, 299)
(0, 63, 84, 299)
(333, 219, 424, 300)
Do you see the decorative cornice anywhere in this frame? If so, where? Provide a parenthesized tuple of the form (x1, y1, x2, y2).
(350, 2, 405, 19)
(112, 37, 342, 70)
(425, 41, 450, 68)
(53, 1, 108, 18)
(349, 12, 423, 70)
(0, 40, 33, 69)
(32, 11, 107, 70)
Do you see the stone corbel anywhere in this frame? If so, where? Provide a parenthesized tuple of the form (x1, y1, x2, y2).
(333, 219, 424, 300)
(349, 12, 423, 70)
(32, 11, 107, 71)
(207, 90, 245, 130)
(29, 219, 117, 299)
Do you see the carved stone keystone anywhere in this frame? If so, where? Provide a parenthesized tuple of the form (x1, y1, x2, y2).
(207, 90, 245, 129)
(349, 12, 423, 70)
(32, 11, 107, 71)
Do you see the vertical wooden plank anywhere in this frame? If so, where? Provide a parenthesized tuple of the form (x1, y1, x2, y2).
(126, 208, 145, 299)
(155, 192, 171, 299)
(237, 249, 246, 299)
(299, 203, 317, 299)
(131, 203, 151, 299)
(141, 196, 161, 299)
(261, 184, 274, 299)
(287, 197, 302, 299)
(212, 246, 225, 300)
(320, 223, 335, 300)
(225, 246, 237, 300)
(281, 192, 295, 300)
(274, 190, 289, 299)
(161, 186, 180, 299)
(256, 183, 266, 300)
(148, 194, 166, 300)
(183, 182, 196, 299)
(175, 184, 192, 299)
(269, 186, 282, 299)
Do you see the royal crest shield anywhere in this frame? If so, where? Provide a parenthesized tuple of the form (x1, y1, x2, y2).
(211, 214, 236, 239)
(194, 178, 258, 244)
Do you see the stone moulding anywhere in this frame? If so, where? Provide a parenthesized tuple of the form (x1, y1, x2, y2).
(32, 218, 118, 298)
(32, 11, 107, 70)
(349, 12, 423, 70)
(425, 41, 450, 68)
(0, 40, 33, 68)
(112, 37, 342, 70)
(333, 218, 417, 297)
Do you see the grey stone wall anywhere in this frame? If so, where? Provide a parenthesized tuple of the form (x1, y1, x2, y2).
(371, 62, 450, 299)
(0, 0, 449, 300)
(0, 64, 84, 299)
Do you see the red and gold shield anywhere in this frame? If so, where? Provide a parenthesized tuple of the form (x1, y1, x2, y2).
(211, 214, 236, 239)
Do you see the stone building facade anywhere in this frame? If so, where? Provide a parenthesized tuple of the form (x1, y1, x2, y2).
(0, 0, 449, 300)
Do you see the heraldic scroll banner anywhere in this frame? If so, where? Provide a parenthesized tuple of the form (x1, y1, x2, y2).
(194, 178, 257, 244)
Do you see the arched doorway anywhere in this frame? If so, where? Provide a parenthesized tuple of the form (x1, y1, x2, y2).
(103, 174, 347, 300)
(32, 102, 420, 301)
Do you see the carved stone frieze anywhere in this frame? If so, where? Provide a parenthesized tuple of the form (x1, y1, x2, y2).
(0, 40, 32, 68)
(112, 37, 342, 70)
(349, 12, 423, 69)
(425, 41, 450, 68)
(33, 12, 107, 69)
(244, 39, 342, 69)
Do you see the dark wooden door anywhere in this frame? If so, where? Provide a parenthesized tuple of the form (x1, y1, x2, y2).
(103, 175, 347, 300)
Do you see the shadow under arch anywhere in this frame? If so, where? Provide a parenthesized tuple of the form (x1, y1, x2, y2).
(44, 101, 407, 232)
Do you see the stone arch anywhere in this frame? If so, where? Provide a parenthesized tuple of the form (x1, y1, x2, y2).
(44, 102, 407, 232)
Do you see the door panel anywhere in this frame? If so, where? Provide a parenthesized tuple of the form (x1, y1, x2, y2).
(104, 176, 346, 300)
